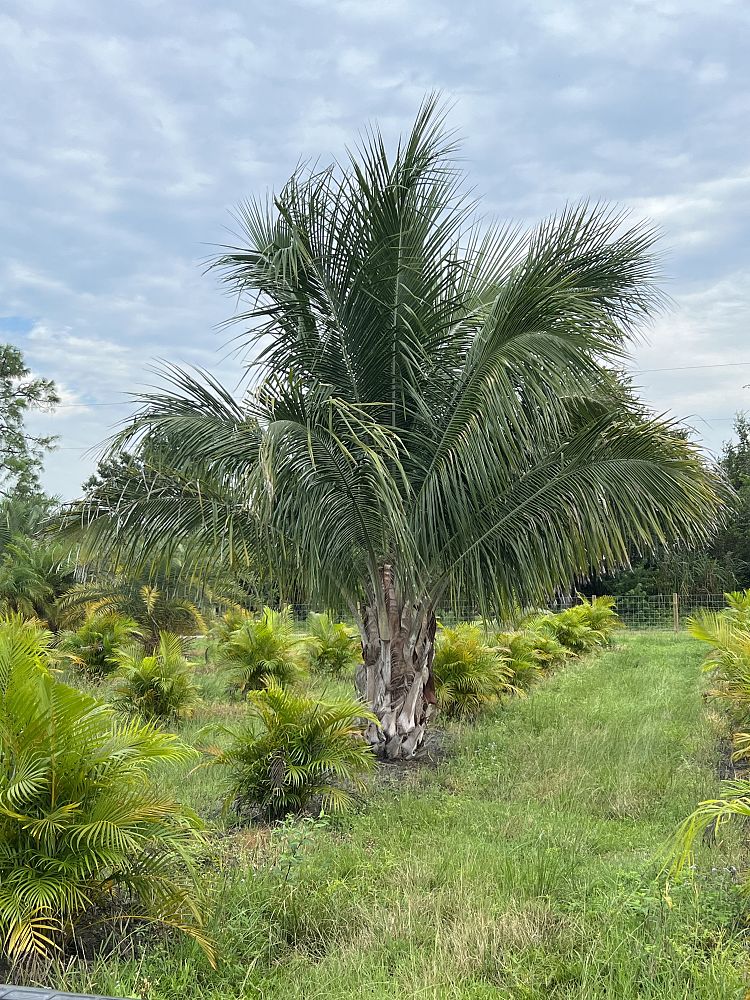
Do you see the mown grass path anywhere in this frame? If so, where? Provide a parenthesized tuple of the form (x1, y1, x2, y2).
(70, 633, 747, 999)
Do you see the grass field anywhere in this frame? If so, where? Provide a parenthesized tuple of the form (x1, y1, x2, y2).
(58, 632, 748, 999)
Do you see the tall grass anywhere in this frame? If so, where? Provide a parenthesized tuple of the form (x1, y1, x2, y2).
(56, 633, 744, 999)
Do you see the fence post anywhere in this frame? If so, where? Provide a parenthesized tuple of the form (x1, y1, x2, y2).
(672, 593, 680, 633)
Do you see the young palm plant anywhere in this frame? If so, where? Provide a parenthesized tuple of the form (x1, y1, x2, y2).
(304, 612, 359, 676)
(687, 605, 750, 722)
(432, 623, 516, 719)
(58, 611, 141, 677)
(0, 615, 211, 966)
(574, 594, 624, 641)
(723, 589, 750, 628)
(206, 681, 376, 820)
(0, 536, 76, 628)
(219, 606, 300, 695)
(213, 606, 253, 645)
(67, 99, 726, 758)
(493, 630, 547, 691)
(114, 631, 200, 721)
(535, 606, 607, 655)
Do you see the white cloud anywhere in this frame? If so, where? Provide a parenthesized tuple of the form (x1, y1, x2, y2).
(697, 60, 728, 85)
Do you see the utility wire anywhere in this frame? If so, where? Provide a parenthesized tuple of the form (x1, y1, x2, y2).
(628, 362, 750, 374)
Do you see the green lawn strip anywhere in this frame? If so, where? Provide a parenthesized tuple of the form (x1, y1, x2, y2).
(62, 633, 747, 999)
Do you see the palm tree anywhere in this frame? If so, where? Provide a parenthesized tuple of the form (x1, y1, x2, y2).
(68, 99, 726, 758)
(60, 576, 206, 651)
(0, 535, 76, 628)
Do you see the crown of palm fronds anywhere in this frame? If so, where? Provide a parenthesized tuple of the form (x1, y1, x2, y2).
(63, 97, 727, 619)
(0, 536, 75, 627)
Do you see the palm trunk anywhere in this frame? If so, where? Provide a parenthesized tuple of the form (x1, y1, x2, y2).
(355, 564, 437, 760)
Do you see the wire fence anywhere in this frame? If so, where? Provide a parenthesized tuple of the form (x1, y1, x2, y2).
(590, 593, 727, 631)
(285, 594, 730, 632)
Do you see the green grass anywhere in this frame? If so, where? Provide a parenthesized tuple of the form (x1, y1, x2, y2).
(54, 634, 748, 998)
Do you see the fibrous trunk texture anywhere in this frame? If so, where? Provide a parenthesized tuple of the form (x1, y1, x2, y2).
(355, 565, 437, 760)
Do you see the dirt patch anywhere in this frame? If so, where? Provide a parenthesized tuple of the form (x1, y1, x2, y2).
(716, 736, 740, 780)
(374, 726, 450, 786)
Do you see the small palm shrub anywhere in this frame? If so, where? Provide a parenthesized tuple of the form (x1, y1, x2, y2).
(0, 615, 210, 966)
(0, 538, 76, 628)
(213, 606, 253, 645)
(524, 627, 570, 670)
(494, 630, 548, 691)
(575, 594, 623, 640)
(536, 606, 605, 654)
(524, 597, 621, 655)
(673, 594, 750, 895)
(688, 608, 750, 722)
(114, 632, 200, 721)
(220, 606, 300, 695)
(0, 612, 57, 673)
(58, 611, 140, 677)
(207, 681, 376, 819)
(62, 581, 206, 651)
(304, 612, 359, 676)
(433, 623, 516, 719)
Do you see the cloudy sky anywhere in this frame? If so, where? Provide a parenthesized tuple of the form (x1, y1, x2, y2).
(2, 0, 749, 498)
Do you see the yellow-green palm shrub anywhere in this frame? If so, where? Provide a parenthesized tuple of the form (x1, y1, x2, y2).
(524, 627, 570, 670)
(433, 624, 516, 719)
(670, 593, 750, 892)
(213, 605, 253, 645)
(525, 597, 621, 655)
(114, 632, 200, 721)
(492, 630, 543, 691)
(304, 612, 359, 676)
(723, 589, 750, 628)
(575, 594, 623, 640)
(58, 611, 140, 677)
(687, 608, 750, 718)
(207, 680, 376, 819)
(0, 615, 210, 966)
(220, 606, 300, 695)
(534, 607, 604, 654)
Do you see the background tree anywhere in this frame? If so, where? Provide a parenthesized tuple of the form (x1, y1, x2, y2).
(0, 493, 74, 629)
(0, 344, 58, 499)
(67, 99, 726, 758)
(711, 412, 750, 585)
(587, 412, 750, 595)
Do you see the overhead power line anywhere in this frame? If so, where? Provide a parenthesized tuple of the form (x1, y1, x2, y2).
(629, 362, 750, 374)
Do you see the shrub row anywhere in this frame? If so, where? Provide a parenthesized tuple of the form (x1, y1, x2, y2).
(671, 590, 750, 877)
(433, 595, 622, 719)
